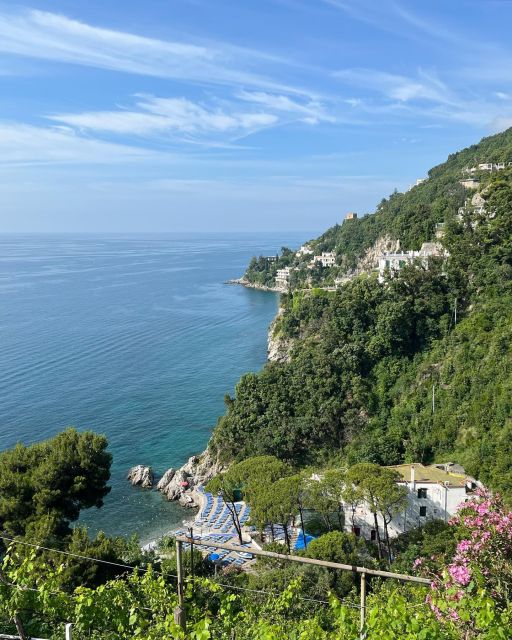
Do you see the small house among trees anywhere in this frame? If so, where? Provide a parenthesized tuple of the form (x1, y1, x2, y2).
(345, 463, 481, 543)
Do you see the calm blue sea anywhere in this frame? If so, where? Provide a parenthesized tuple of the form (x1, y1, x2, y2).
(0, 233, 310, 543)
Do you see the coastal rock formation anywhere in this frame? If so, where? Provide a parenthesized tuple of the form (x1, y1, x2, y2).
(267, 312, 294, 363)
(127, 465, 154, 488)
(156, 468, 176, 492)
(158, 449, 223, 504)
(225, 278, 284, 293)
(332, 235, 401, 285)
(355, 235, 401, 274)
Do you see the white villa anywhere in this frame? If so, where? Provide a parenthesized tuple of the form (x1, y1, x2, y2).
(309, 252, 336, 268)
(463, 162, 510, 175)
(408, 178, 428, 191)
(346, 463, 482, 541)
(377, 242, 446, 282)
(296, 244, 313, 257)
(275, 266, 292, 288)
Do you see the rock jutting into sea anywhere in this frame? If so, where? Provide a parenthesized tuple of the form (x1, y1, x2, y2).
(127, 465, 154, 488)
(224, 278, 286, 293)
(156, 449, 224, 507)
(156, 467, 176, 492)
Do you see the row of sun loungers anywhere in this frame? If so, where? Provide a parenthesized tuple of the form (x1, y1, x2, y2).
(171, 487, 256, 568)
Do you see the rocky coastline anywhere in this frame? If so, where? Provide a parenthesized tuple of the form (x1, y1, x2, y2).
(267, 310, 294, 363)
(128, 448, 224, 510)
(225, 277, 285, 293)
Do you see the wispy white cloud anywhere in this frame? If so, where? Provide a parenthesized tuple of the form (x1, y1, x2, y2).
(0, 122, 160, 166)
(236, 90, 336, 124)
(47, 96, 279, 141)
(333, 68, 456, 106)
(490, 116, 512, 134)
(332, 66, 512, 130)
(0, 8, 311, 95)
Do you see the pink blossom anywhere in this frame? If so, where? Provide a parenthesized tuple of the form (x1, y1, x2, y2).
(457, 540, 472, 553)
(448, 609, 460, 622)
(448, 564, 471, 586)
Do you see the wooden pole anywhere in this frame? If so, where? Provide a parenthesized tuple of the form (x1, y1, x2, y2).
(176, 535, 430, 584)
(189, 526, 195, 588)
(174, 540, 186, 632)
(359, 572, 366, 638)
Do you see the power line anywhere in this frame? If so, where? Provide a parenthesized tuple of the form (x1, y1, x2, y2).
(0, 534, 352, 610)
(0, 535, 177, 580)
(210, 580, 333, 607)
(0, 534, 427, 618)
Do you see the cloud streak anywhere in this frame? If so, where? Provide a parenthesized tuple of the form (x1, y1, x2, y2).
(48, 96, 279, 140)
(0, 8, 309, 95)
(0, 123, 160, 166)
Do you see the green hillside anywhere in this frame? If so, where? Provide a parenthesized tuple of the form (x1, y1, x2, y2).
(213, 128, 512, 498)
(2, 130, 512, 640)
(243, 127, 512, 285)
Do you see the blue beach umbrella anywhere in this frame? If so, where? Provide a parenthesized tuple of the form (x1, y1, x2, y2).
(294, 530, 316, 551)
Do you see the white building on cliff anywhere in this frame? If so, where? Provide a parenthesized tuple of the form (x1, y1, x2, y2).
(275, 266, 292, 288)
(346, 463, 481, 541)
(309, 252, 336, 268)
(377, 242, 446, 282)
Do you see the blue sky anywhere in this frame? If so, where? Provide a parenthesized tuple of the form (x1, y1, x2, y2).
(1, 0, 512, 232)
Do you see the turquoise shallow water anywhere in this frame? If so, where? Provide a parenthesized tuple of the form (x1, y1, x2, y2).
(0, 233, 310, 543)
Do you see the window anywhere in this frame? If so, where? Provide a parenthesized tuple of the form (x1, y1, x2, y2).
(370, 529, 376, 541)
(417, 488, 428, 499)
(419, 506, 427, 517)
(352, 527, 361, 537)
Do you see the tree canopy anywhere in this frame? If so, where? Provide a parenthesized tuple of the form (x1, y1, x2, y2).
(0, 428, 112, 539)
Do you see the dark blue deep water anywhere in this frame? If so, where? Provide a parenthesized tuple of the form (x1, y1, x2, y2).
(0, 233, 310, 543)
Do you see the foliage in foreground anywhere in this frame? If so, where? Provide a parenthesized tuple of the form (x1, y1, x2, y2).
(1, 493, 512, 639)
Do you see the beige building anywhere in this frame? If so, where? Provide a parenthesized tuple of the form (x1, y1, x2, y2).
(460, 178, 480, 189)
(345, 212, 358, 220)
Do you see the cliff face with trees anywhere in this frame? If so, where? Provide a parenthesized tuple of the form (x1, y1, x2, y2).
(2, 131, 512, 639)
(212, 128, 512, 499)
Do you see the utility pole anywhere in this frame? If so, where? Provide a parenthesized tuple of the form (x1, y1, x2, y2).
(189, 526, 195, 589)
(174, 540, 186, 632)
(359, 572, 367, 639)
(297, 495, 308, 550)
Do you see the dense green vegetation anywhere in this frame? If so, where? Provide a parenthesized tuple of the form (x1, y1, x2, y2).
(0, 428, 112, 540)
(2, 130, 512, 638)
(212, 129, 512, 501)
